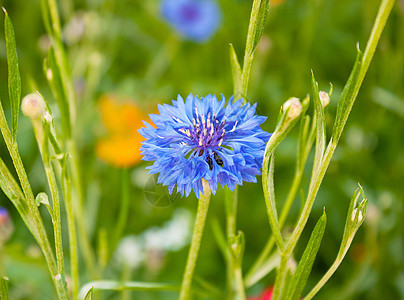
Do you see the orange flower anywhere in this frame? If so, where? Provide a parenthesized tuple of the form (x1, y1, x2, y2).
(96, 95, 149, 168)
(271, 0, 286, 6)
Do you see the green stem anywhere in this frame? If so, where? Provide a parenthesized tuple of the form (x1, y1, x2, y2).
(225, 186, 237, 299)
(120, 264, 133, 300)
(62, 163, 79, 300)
(273, 254, 288, 300)
(284, 0, 395, 260)
(34, 122, 65, 275)
(144, 34, 180, 88)
(262, 132, 284, 251)
(272, 0, 395, 296)
(227, 0, 269, 296)
(67, 139, 96, 278)
(0, 103, 68, 299)
(303, 254, 344, 300)
(114, 168, 130, 247)
(33, 120, 69, 298)
(245, 170, 302, 285)
(234, 264, 246, 300)
(45, 158, 65, 273)
(241, 0, 262, 97)
(43, 0, 95, 280)
(245, 116, 315, 285)
(179, 180, 212, 300)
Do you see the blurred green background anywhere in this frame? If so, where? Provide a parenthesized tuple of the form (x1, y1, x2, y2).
(0, 0, 403, 299)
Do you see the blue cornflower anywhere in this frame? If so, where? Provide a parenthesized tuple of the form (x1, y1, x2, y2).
(139, 94, 271, 198)
(161, 0, 221, 43)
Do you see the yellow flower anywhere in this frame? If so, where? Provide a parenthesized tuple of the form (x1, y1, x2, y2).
(96, 95, 149, 168)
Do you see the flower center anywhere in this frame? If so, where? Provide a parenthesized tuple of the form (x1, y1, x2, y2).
(178, 107, 230, 169)
(180, 4, 200, 22)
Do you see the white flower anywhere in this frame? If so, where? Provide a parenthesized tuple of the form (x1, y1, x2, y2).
(114, 235, 145, 269)
(143, 208, 192, 252)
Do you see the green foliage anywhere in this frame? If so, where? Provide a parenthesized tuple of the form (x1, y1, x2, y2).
(0, 277, 9, 300)
(3, 9, 21, 141)
(0, 0, 402, 299)
(286, 211, 327, 300)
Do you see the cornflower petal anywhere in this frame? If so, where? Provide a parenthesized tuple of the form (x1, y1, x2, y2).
(139, 94, 271, 198)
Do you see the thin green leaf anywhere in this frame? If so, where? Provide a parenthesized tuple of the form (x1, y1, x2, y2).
(210, 218, 229, 261)
(229, 43, 242, 97)
(3, 8, 22, 141)
(45, 48, 71, 137)
(78, 281, 179, 299)
(245, 251, 280, 287)
(262, 153, 284, 250)
(311, 71, 326, 169)
(194, 276, 226, 300)
(331, 46, 363, 143)
(286, 211, 327, 300)
(0, 157, 41, 241)
(252, 0, 270, 52)
(297, 115, 311, 170)
(55, 274, 69, 300)
(84, 287, 93, 300)
(371, 86, 404, 118)
(1, 277, 9, 300)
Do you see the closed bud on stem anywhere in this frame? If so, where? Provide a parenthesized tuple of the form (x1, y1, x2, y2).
(351, 207, 364, 224)
(319, 91, 330, 108)
(21, 92, 47, 119)
(282, 97, 302, 121)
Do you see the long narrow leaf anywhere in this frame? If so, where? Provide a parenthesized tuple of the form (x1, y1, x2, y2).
(79, 281, 178, 299)
(311, 72, 326, 170)
(0, 277, 9, 300)
(45, 48, 71, 137)
(83, 287, 93, 300)
(331, 46, 363, 143)
(0, 157, 40, 241)
(252, 0, 270, 52)
(286, 211, 327, 300)
(3, 8, 22, 141)
(229, 43, 242, 97)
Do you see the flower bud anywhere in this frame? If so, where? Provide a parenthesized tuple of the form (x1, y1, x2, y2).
(21, 92, 47, 119)
(282, 97, 302, 121)
(351, 208, 363, 223)
(319, 91, 330, 108)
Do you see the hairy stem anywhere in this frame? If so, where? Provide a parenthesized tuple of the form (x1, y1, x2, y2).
(179, 180, 212, 300)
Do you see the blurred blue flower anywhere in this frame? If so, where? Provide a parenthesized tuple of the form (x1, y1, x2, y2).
(139, 94, 271, 198)
(0, 207, 13, 242)
(161, 0, 221, 42)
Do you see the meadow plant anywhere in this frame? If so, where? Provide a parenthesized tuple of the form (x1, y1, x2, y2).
(0, 0, 397, 299)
